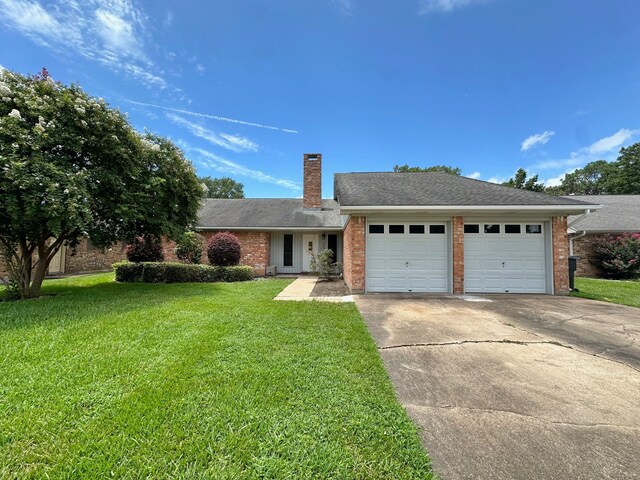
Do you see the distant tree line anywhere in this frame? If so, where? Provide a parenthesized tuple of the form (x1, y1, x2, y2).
(394, 142, 640, 195)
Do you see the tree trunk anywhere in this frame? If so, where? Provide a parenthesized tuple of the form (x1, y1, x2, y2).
(28, 239, 63, 298)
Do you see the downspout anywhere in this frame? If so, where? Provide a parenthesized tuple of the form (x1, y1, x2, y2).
(567, 208, 592, 256)
(569, 230, 587, 256)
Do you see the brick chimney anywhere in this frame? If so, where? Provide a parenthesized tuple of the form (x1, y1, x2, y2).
(303, 153, 322, 210)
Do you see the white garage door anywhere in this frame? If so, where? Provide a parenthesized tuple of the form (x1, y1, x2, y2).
(464, 222, 547, 294)
(367, 222, 449, 293)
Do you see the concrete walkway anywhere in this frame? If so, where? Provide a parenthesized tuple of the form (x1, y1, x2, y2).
(274, 276, 354, 303)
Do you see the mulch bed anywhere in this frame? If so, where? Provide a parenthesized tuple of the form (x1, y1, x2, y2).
(310, 278, 350, 297)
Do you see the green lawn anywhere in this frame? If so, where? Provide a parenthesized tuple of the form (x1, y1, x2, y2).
(572, 277, 640, 308)
(0, 273, 433, 479)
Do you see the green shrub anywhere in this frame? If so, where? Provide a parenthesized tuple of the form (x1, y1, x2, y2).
(591, 233, 640, 279)
(174, 232, 204, 264)
(113, 261, 144, 282)
(309, 248, 343, 280)
(114, 262, 253, 284)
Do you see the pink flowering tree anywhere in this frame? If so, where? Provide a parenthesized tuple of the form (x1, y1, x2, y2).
(0, 68, 202, 299)
(591, 233, 640, 279)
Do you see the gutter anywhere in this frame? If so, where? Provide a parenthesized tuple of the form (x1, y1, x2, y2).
(339, 204, 603, 215)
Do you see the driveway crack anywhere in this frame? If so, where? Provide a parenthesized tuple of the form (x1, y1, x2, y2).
(422, 404, 640, 430)
(380, 339, 640, 374)
(379, 339, 565, 350)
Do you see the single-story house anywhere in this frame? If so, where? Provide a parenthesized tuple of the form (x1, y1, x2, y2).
(566, 195, 640, 277)
(192, 153, 598, 295)
(2, 153, 602, 294)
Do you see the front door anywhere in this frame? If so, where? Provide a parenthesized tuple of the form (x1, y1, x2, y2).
(302, 234, 318, 272)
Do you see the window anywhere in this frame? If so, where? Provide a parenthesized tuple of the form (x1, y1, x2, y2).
(409, 225, 425, 234)
(389, 225, 405, 234)
(429, 225, 445, 234)
(369, 224, 384, 234)
(526, 224, 542, 234)
(464, 224, 480, 234)
(283, 234, 293, 267)
(484, 224, 500, 234)
(505, 224, 521, 234)
(327, 234, 337, 262)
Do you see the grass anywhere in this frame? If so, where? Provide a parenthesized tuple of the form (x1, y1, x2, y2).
(572, 277, 640, 308)
(0, 273, 433, 479)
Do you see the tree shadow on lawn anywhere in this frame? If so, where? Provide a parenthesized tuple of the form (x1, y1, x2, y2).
(0, 277, 247, 332)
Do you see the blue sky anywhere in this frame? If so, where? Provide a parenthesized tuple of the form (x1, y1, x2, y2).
(1, 0, 639, 198)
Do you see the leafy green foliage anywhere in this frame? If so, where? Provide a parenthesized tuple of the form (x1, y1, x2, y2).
(607, 143, 640, 194)
(546, 143, 640, 195)
(546, 160, 615, 195)
(309, 248, 343, 281)
(173, 231, 204, 264)
(0, 273, 433, 477)
(114, 261, 253, 283)
(502, 168, 545, 192)
(207, 231, 241, 266)
(0, 68, 202, 298)
(200, 176, 244, 198)
(124, 235, 164, 263)
(393, 164, 462, 175)
(591, 233, 640, 279)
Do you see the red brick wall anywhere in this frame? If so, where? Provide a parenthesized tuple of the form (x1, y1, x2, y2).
(571, 233, 607, 278)
(552, 216, 570, 294)
(165, 231, 271, 276)
(303, 153, 322, 209)
(65, 240, 127, 274)
(343, 216, 366, 293)
(452, 216, 465, 294)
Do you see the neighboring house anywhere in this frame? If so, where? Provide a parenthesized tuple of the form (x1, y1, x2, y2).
(1, 153, 601, 294)
(566, 195, 640, 277)
(191, 153, 597, 295)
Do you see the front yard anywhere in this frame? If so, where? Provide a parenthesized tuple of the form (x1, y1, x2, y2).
(572, 277, 640, 308)
(0, 273, 433, 479)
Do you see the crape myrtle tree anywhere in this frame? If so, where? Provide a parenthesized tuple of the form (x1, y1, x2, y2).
(0, 68, 202, 298)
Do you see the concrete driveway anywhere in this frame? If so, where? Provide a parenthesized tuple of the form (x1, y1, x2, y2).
(355, 294, 640, 480)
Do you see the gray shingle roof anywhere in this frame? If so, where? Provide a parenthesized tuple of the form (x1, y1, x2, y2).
(566, 195, 640, 232)
(197, 198, 342, 229)
(334, 172, 597, 207)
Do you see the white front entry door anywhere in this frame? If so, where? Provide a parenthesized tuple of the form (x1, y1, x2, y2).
(302, 234, 318, 272)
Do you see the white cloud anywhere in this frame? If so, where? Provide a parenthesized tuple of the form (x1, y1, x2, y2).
(467, 171, 481, 179)
(95, 9, 138, 55)
(0, 0, 165, 88)
(128, 99, 298, 133)
(331, 0, 354, 16)
(195, 64, 205, 74)
(163, 11, 172, 27)
(486, 176, 506, 184)
(532, 128, 640, 172)
(419, 0, 488, 14)
(181, 143, 300, 191)
(585, 128, 637, 156)
(521, 130, 555, 151)
(168, 113, 259, 153)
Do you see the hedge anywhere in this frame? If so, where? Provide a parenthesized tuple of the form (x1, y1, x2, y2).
(114, 262, 254, 283)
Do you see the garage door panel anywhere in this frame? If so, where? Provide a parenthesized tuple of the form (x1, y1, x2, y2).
(367, 222, 450, 293)
(464, 223, 547, 294)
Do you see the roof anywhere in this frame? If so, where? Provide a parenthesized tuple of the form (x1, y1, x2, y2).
(334, 172, 598, 208)
(566, 195, 640, 233)
(196, 198, 342, 230)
